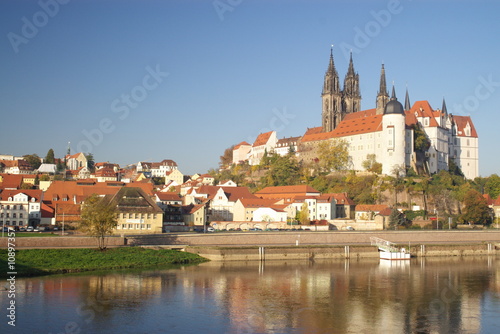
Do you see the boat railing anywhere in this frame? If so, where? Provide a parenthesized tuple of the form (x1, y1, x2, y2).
(370, 236, 400, 253)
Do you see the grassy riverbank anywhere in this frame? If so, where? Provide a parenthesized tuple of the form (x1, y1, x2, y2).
(0, 247, 208, 278)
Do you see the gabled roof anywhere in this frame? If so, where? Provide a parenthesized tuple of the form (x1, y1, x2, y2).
(106, 187, 162, 213)
(182, 203, 204, 215)
(276, 136, 301, 147)
(452, 115, 478, 138)
(343, 108, 377, 120)
(409, 101, 440, 127)
(196, 185, 257, 202)
(0, 189, 43, 202)
(237, 198, 280, 208)
(156, 192, 182, 202)
(0, 174, 24, 189)
(326, 193, 355, 205)
(233, 141, 251, 150)
(253, 131, 274, 147)
(331, 114, 383, 137)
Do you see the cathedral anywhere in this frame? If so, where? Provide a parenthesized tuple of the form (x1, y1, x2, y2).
(234, 49, 479, 179)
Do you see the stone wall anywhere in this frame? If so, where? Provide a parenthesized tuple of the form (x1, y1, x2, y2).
(0, 236, 125, 248)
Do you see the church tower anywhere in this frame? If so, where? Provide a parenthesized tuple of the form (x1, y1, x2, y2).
(342, 52, 361, 115)
(322, 48, 342, 132)
(376, 64, 389, 115)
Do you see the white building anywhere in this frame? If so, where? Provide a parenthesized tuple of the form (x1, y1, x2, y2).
(0, 190, 43, 228)
(248, 131, 277, 166)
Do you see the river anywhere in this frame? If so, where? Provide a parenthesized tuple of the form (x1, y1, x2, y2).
(1, 256, 499, 334)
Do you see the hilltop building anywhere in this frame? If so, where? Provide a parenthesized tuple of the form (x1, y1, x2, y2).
(232, 49, 479, 179)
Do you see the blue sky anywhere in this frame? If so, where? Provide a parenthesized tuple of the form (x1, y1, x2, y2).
(1, 0, 499, 176)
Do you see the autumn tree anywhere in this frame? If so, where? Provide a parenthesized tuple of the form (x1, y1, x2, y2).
(317, 139, 349, 173)
(460, 189, 492, 226)
(219, 145, 234, 168)
(298, 202, 310, 225)
(362, 154, 382, 174)
(79, 194, 118, 250)
(45, 148, 56, 164)
(261, 154, 301, 187)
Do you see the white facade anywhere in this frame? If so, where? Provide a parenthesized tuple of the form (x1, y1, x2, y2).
(253, 207, 287, 222)
(248, 131, 277, 165)
(0, 192, 42, 227)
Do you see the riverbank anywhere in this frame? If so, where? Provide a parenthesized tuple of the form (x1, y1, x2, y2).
(186, 243, 500, 261)
(0, 247, 208, 278)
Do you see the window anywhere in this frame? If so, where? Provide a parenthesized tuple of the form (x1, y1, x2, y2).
(19, 213, 23, 218)
(147, 224, 151, 229)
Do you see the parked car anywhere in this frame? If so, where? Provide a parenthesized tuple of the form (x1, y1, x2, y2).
(26, 226, 34, 232)
(18, 227, 26, 232)
(207, 227, 215, 232)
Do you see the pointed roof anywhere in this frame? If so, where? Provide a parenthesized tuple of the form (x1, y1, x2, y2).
(378, 64, 388, 96)
(252, 131, 274, 147)
(404, 88, 411, 111)
(233, 141, 251, 150)
(451, 115, 478, 138)
(441, 98, 448, 115)
(326, 46, 338, 76)
(346, 51, 355, 76)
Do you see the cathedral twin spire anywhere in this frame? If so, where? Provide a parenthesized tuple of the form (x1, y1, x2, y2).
(322, 48, 361, 132)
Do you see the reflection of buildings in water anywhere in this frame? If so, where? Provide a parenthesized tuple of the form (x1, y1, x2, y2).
(185, 258, 490, 334)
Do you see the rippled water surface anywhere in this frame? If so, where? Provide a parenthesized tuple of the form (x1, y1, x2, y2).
(1, 256, 499, 334)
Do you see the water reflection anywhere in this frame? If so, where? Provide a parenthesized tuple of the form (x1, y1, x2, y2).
(1, 256, 499, 334)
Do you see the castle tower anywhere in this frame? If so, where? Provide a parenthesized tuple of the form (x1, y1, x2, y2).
(322, 47, 342, 132)
(382, 86, 406, 176)
(342, 52, 361, 115)
(376, 64, 389, 115)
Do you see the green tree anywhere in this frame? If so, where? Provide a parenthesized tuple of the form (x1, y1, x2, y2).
(362, 154, 382, 174)
(298, 202, 310, 224)
(261, 154, 301, 187)
(388, 209, 407, 230)
(85, 153, 95, 172)
(460, 189, 492, 225)
(23, 154, 42, 170)
(317, 139, 349, 173)
(79, 194, 118, 250)
(484, 174, 500, 199)
(45, 148, 56, 164)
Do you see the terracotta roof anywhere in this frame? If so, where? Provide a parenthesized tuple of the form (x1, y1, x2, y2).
(256, 185, 320, 196)
(233, 141, 251, 150)
(331, 114, 383, 137)
(196, 185, 257, 202)
(326, 193, 355, 205)
(253, 131, 274, 147)
(0, 189, 43, 201)
(343, 108, 377, 120)
(452, 115, 478, 138)
(0, 174, 24, 189)
(182, 203, 204, 215)
(494, 195, 500, 206)
(378, 207, 393, 216)
(409, 101, 440, 127)
(156, 192, 182, 201)
(238, 198, 280, 208)
(355, 204, 388, 212)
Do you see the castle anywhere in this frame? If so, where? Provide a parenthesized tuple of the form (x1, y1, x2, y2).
(233, 49, 479, 179)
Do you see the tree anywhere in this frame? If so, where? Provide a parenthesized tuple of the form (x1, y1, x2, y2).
(485, 174, 500, 199)
(261, 154, 301, 187)
(23, 154, 42, 170)
(45, 149, 56, 164)
(85, 153, 95, 172)
(219, 145, 234, 168)
(298, 202, 310, 225)
(362, 154, 382, 174)
(460, 189, 492, 226)
(317, 139, 349, 173)
(388, 209, 407, 230)
(79, 194, 118, 250)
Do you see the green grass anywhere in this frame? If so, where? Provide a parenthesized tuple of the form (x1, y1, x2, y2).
(0, 232, 60, 237)
(0, 247, 208, 278)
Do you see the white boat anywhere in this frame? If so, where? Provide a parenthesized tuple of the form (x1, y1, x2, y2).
(370, 237, 411, 260)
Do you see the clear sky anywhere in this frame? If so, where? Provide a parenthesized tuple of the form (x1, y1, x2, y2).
(1, 0, 499, 176)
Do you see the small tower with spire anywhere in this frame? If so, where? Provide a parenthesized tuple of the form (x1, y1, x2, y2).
(376, 64, 389, 115)
(404, 87, 411, 111)
(342, 52, 361, 115)
(322, 46, 342, 132)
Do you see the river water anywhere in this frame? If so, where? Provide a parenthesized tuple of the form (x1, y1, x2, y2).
(1, 256, 499, 334)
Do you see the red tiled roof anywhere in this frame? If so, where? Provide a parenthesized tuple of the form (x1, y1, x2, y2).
(326, 193, 355, 205)
(256, 185, 320, 197)
(0, 174, 24, 189)
(343, 108, 377, 120)
(238, 198, 280, 208)
(253, 131, 274, 147)
(452, 115, 478, 138)
(378, 207, 393, 216)
(0, 189, 43, 201)
(233, 141, 251, 150)
(196, 185, 257, 202)
(156, 193, 182, 201)
(355, 204, 388, 212)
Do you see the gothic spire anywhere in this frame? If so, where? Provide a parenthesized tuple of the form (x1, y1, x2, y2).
(323, 46, 340, 95)
(346, 51, 355, 76)
(391, 85, 397, 100)
(378, 64, 388, 96)
(441, 98, 448, 115)
(404, 87, 411, 111)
